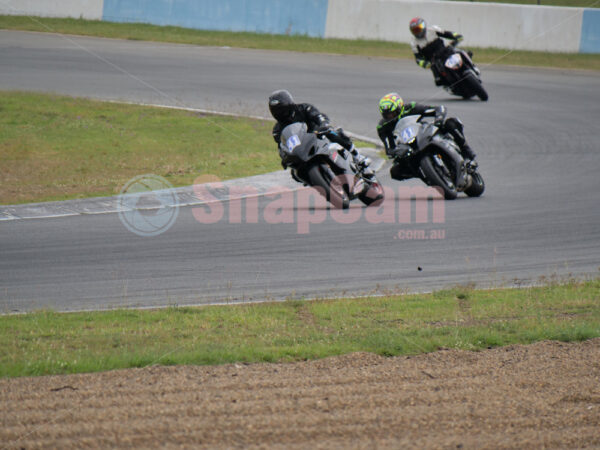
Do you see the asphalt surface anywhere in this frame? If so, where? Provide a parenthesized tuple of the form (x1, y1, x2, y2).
(1, 31, 599, 312)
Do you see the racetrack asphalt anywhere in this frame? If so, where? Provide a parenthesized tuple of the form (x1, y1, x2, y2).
(1, 31, 599, 312)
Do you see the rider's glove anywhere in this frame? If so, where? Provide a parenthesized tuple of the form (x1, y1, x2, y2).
(453, 33, 464, 42)
(316, 123, 332, 137)
(386, 146, 398, 159)
(281, 159, 288, 170)
(418, 59, 431, 69)
(434, 105, 447, 128)
(391, 147, 409, 159)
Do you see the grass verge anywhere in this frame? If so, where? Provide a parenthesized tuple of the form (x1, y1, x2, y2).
(0, 91, 278, 204)
(1, 15, 599, 71)
(1, 279, 598, 378)
(0, 91, 374, 205)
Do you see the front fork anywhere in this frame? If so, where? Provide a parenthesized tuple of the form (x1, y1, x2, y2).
(431, 145, 468, 190)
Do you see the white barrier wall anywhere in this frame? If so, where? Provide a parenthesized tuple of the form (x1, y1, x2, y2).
(0, 0, 104, 20)
(325, 0, 584, 53)
(0, 0, 593, 53)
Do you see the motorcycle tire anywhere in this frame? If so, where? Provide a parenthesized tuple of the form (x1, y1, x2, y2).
(307, 163, 350, 209)
(419, 155, 458, 200)
(465, 171, 485, 197)
(465, 73, 488, 101)
(359, 181, 384, 207)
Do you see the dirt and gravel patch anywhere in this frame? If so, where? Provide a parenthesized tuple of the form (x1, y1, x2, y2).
(2, 338, 600, 449)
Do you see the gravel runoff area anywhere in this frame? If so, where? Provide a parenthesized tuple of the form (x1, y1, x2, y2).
(2, 338, 600, 449)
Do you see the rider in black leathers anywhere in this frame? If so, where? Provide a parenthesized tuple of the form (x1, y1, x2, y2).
(376, 92, 477, 180)
(268, 90, 372, 174)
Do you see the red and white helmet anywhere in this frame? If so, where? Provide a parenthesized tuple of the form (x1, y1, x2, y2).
(409, 17, 426, 39)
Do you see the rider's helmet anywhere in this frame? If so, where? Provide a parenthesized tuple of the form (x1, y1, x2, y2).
(268, 89, 296, 123)
(409, 17, 427, 39)
(379, 93, 404, 121)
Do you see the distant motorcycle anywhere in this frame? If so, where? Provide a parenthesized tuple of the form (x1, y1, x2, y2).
(389, 115, 485, 200)
(432, 41, 488, 101)
(279, 122, 384, 209)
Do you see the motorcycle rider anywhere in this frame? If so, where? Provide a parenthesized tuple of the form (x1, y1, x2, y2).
(409, 17, 469, 86)
(376, 92, 477, 179)
(268, 90, 372, 177)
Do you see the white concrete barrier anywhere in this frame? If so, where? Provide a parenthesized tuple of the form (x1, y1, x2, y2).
(0, 0, 593, 53)
(325, 0, 584, 53)
(0, 0, 104, 20)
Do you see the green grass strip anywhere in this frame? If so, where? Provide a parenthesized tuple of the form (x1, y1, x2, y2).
(1, 15, 599, 71)
(0, 92, 280, 204)
(1, 279, 598, 378)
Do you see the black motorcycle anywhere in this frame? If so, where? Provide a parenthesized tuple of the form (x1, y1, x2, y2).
(279, 122, 384, 209)
(389, 115, 484, 200)
(432, 41, 488, 101)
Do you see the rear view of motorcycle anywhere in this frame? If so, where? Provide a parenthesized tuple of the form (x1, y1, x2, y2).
(280, 123, 384, 209)
(390, 115, 485, 200)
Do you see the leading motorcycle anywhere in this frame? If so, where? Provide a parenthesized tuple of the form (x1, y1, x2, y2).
(432, 41, 488, 101)
(389, 115, 485, 200)
(279, 122, 384, 209)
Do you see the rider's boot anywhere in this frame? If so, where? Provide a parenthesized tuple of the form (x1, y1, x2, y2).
(347, 145, 375, 180)
(461, 144, 476, 161)
(349, 144, 372, 170)
(461, 145, 478, 173)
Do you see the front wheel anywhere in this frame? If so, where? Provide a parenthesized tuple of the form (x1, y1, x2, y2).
(419, 155, 458, 200)
(465, 73, 488, 101)
(465, 171, 485, 197)
(359, 181, 384, 207)
(307, 163, 350, 209)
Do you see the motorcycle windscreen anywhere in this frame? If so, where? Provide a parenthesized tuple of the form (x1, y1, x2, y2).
(394, 116, 421, 145)
(280, 122, 308, 153)
(280, 122, 319, 161)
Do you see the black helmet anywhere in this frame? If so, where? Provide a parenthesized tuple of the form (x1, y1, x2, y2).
(269, 89, 296, 123)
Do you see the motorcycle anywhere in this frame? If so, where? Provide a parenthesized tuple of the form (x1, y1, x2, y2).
(432, 41, 488, 101)
(279, 122, 384, 209)
(389, 115, 485, 200)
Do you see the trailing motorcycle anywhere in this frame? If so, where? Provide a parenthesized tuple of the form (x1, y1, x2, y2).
(389, 115, 485, 200)
(279, 122, 384, 209)
(432, 41, 488, 101)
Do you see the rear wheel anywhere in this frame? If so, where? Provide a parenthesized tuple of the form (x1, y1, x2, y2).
(465, 171, 485, 197)
(419, 155, 458, 200)
(307, 164, 350, 209)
